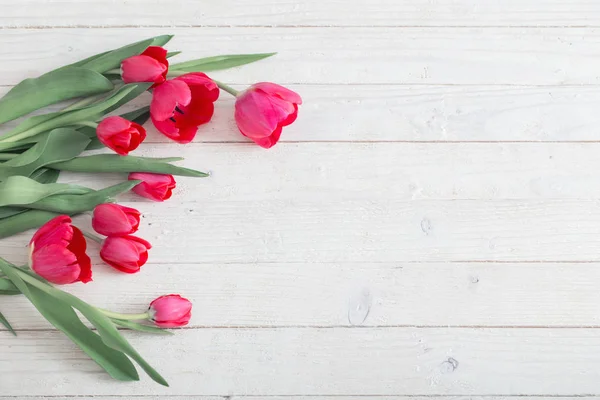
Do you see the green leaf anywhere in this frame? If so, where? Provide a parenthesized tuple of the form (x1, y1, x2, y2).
(112, 319, 174, 336)
(0, 261, 141, 382)
(166, 51, 182, 58)
(0, 176, 89, 207)
(0, 210, 59, 238)
(78, 35, 173, 74)
(0, 129, 90, 180)
(0, 261, 168, 386)
(30, 168, 61, 184)
(0, 277, 20, 295)
(1, 84, 149, 143)
(16, 181, 139, 214)
(0, 68, 113, 125)
(50, 154, 209, 177)
(170, 52, 276, 73)
(0, 181, 138, 233)
(0, 310, 16, 336)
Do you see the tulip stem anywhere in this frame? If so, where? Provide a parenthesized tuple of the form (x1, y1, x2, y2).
(98, 309, 150, 321)
(77, 121, 99, 129)
(106, 69, 121, 75)
(214, 80, 239, 96)
(81, 230, 104, 244)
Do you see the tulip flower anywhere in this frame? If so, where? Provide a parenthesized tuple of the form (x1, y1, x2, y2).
(92, 203, 141, 236)
(128, 172, 176, 201)
(100, 235, 151, 274)
(121, 46, 169, 87)
(150, 72, 219, 143)
(96, 116, 146, 156)
(29, 215, 92, 285)
(234, 82, 302, 149)
(149, 294, 192, 328)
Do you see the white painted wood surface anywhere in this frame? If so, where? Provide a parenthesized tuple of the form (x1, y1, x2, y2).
(1, 0, 600, 398)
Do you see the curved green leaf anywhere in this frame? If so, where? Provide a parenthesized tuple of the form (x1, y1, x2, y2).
(0, 68, 113, 125)
(0, 278, 19, 295)
(1, 84, 149, 143)
(170, 52, 276, 73)
(0, 176, 89, 207)
(0, 129, 90, 180)
(0, 210, 59, 238)
(112, 319, 174, 336)
(50, 154, 209, 177)
(71, 34, 173, 73)
(0, 261, 140, 382)
(0, 310, 16, 335)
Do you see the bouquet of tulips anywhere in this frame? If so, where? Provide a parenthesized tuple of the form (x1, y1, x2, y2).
(0, 34, 301, 386)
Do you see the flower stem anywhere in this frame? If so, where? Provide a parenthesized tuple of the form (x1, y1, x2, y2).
(214, 80, 240, 96)
(81, 230, 104, 244)
(166, 70, 187, 78)
(98, 309, 150, 321)
(106, 68, 121, 75)
(77, 121, 99, 129)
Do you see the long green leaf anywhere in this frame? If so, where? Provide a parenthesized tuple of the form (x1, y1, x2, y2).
(14, 181, 139, 214)
(0, 210, 59, 238)
(0, 68, 113, 126)
(0, 278, 20, 295)
(0, 262, 168, 386)
(0, 171, 63, 219)
(0, 176, 89, 207)
(170, 52, 276, 73)
(0, 261, 141, 382)
(1, 84, 148, 143)
(79, 35, 173, 73)
(50, 154, 209, 177)
(0, 129, 90, 180)
(0, 310, 16, 335)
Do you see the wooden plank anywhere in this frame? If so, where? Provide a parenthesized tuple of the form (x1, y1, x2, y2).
(1, 27, 600, 85)
(5, 85, 600, 142)
(2, 262, 600, 331)
(0, 398, 588, 400)
(3, 196, 600, 264)
(22, 142, 600, 201)
(1, 0, 599, 28)
(2, 328, 600, 395)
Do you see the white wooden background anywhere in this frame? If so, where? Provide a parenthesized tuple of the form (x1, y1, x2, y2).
(2, 0, 600, 398)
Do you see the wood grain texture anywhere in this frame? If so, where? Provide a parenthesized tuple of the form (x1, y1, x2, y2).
(1, 27, 600, 85)
(2, 262, 600, 330)
(5, 85, 600, 142)
(2, 328, 600, 396)
(0, 0, 599, 27)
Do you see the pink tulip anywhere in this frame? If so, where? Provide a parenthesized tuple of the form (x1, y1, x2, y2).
(128, 172, 176, 201)
(234, 82, 302, 149)
(29, 215, 92, 285)
(121, 46, 169, 87)
(149, 294, 192, 328)
(100, 235, 151, 274)
(150, 73, 219, 143)
(92, 204, 141, 236)
(96, 116, 146, 156)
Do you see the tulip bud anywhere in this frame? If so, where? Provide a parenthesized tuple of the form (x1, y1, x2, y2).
(128, 172, 176, 201)
(149, 294, 192, 328)
(121, 46, 169, 87)
(100, 235, 151, 274)
(96, 116, 146, 156)
(92, 203, 141, 236)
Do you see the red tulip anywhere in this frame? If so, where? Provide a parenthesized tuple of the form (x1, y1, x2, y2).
(96, 116, 146, 156)
(92, 203, 141, 236)
(121, 46, 169, 87)
(234, 82, 302, 149)
(149, 294, 192, 328)
(150, 73, 219, 143)
(100, 235, 151, 274)
(29, 215, 92, 285)
(129, 172, 176, 202)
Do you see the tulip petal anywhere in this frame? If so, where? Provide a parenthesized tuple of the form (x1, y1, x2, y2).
(122, 55, 168, 84)
(31, 244, 80, 285)
(253, 82, 302, 104)
(30, 215, 73, 249)
(150, 80, 192, 122)
(235, 91, 278, 139)
(251, 126, 283, 149)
